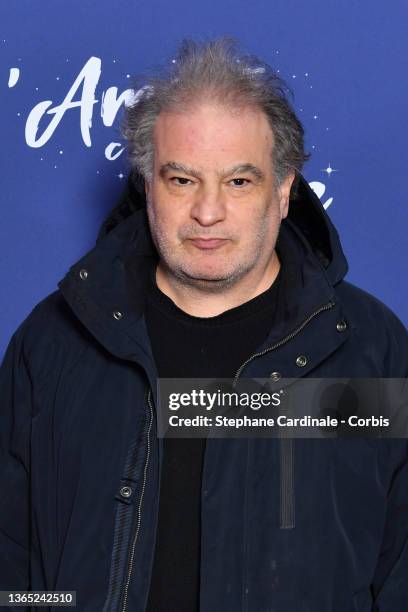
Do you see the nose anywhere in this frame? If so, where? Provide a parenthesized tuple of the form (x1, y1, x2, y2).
(190, 184, 226, 226)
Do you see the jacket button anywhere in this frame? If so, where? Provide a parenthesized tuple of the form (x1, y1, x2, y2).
(295, 355, 307, 367)
(269, 371, 282, 381)
(79, 268, 88, 280)
(119, 486, 132, 498)
(113, 311, 123, 320)
(336, 320, 347, 332)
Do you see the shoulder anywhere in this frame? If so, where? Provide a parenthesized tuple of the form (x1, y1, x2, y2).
(336, 280, 408, 376)
(337, 281, 406, 334)
(20, 289, 84, 343)
(8, 290, 91, 384)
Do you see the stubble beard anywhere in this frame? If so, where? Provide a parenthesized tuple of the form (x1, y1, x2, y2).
(147, 207, 281, 295)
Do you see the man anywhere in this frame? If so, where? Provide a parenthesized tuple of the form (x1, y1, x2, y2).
(1, 38, 407, 611)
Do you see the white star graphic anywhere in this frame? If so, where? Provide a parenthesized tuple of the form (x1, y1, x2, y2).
(118, 173, 124, 179)
(322, 163, 338, 177)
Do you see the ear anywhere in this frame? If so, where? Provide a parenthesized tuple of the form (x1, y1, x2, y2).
(144, 178, 151, 202)
(278, 172, 296, 220)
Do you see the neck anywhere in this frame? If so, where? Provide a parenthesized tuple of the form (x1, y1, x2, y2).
(155, 252, 281, 317)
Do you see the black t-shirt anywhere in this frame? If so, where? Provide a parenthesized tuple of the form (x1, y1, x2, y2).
(145, 270, 282, 611)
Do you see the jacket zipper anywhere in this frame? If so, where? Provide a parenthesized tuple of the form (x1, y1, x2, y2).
(233, 301, 335, 383)
(118, 301, 334, 609)
(120, 389, 154, 612)
(233, 300, 335, 533)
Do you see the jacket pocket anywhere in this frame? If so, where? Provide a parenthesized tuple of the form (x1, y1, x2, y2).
(279, 437, 295, 529)
(353, 587, 373, 611)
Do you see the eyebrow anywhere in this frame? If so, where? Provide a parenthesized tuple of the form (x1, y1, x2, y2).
(159, 161, 265, 182)
(159, 162, 202, 180)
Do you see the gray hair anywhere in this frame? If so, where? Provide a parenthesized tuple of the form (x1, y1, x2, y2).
(122, 38, 309, 187)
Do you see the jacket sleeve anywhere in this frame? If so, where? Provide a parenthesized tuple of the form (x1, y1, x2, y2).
(371, 438, 408, 611)
(0, 324, 32, 597)
(370, 307, 408, 609)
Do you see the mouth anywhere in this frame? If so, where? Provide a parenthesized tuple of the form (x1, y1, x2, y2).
(188, 238, 229, 250)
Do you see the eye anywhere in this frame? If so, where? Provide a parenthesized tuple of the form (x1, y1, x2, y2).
(230, 178, 250, 187)
(170, 177, 193, 186)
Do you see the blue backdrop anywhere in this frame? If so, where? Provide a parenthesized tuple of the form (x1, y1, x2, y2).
(1, 0, 407, 358)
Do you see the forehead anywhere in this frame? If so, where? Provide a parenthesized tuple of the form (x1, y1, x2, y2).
(153, 102, 274, 170)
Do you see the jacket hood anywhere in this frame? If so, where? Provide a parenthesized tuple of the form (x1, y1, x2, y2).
(59, 171, 351, 382)
(97, 171, 348, 287)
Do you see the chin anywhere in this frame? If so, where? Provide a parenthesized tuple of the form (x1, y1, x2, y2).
(174, 264, 246, 290)
(182, 263, 231, 280)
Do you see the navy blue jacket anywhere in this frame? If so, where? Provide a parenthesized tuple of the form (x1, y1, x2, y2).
(1, 176, 407, 611)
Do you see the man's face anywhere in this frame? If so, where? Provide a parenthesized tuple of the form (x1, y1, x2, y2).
(145, 102, 294, 292)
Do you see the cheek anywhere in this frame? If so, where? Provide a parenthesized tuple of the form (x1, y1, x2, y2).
(239, 204, 274, 230)
(148, 202, 185, 243)
(148, 195, 170, 225)
(244, 205, 281, 246)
